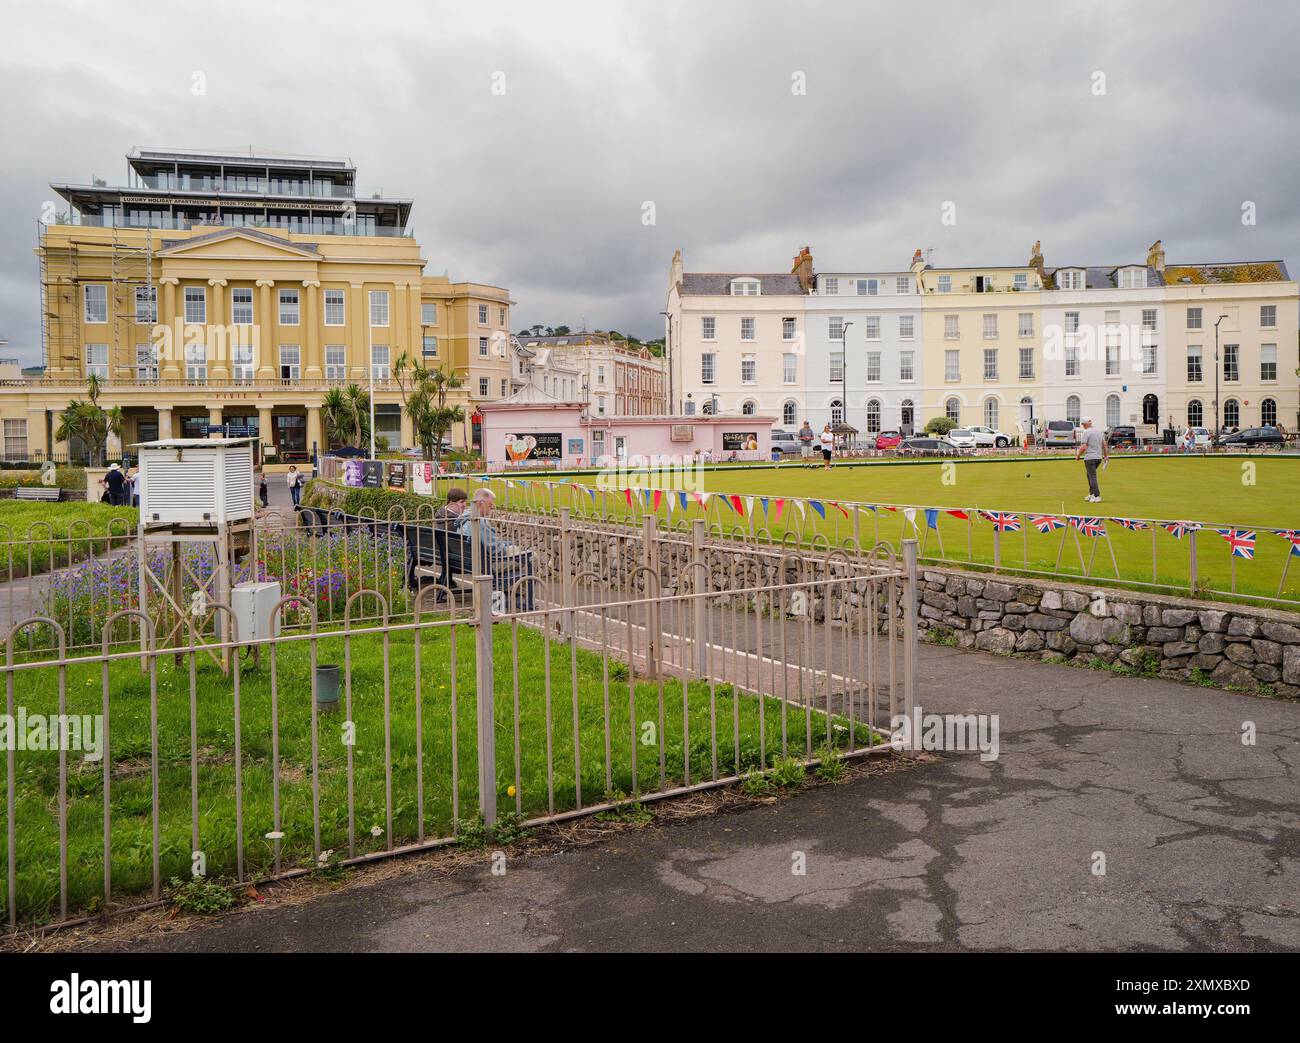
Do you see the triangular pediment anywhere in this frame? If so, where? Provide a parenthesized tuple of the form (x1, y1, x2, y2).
(157, 227, 321, 260)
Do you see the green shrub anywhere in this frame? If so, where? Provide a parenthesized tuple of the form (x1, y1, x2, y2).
(166, 875, 240, 915)
(924, 417, 956, 436)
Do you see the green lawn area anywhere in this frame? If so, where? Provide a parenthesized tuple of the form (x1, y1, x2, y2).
(0, 501, 138, 576)
(1, 624, 868, 924)
(484, 455, 1300, 605)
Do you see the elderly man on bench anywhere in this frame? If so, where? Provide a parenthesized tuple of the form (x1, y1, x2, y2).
(456, 487, 536, 612)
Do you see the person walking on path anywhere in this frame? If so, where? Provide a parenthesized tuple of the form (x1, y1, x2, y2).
(819, 423, 835, 471)
(286, 465, 305, 507)
(258, 472, 269, 508)
(1075, 417, 1108, 503)
(798, 420, 816, 467)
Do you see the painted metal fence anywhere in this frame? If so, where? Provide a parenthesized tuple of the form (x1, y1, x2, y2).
(1, 516, 918, 930)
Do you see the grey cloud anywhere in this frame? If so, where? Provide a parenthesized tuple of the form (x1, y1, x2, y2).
(2, 0, 1298, 364)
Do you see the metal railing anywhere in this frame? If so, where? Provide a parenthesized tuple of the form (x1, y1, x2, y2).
(469, 476, 1300, 610)
(0, 517, 918, 929)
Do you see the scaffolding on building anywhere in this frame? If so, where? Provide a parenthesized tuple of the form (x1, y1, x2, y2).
(38, 218, 155, 381)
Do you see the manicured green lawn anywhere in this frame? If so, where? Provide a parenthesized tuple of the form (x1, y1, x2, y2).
(1, 624, 868, 924)
(485, 455, 1300, 605)
(0, 501, 138, 576)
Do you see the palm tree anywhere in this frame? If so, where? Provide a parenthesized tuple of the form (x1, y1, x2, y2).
(321, 383, 370, 449)
(54, 374, 123, 465)
(394, 352, 464, 460)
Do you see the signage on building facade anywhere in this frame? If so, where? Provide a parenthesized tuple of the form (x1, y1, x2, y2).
(722, 431, 759, 451)
(386, 462, 408, 489)
(362, 460, 384, 488)
(504, 432, 562, 461)
(343, 460, 364, 487)
(567, 438, 584, 456)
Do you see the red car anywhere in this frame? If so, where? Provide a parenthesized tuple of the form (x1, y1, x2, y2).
(874, 430, 903, 450)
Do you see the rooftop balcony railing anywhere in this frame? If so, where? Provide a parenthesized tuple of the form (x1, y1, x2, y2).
(135, 174, 357, 198)
(1, 376, 406, 392)
(56, 213, 412, 237)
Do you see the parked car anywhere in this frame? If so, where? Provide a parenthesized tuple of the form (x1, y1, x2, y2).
(1216, 426, 1285, 448)
(1107, 425, 1138, 448)
(965, 425, 1013, 448)
(899, 436, 965, 456)
(946, 428, 978, 449)
(874, 430, 903, 450)
(1190, 426, 1212, 448)
(769, 429, 800, 455)
(1042, 420, 1079, 447)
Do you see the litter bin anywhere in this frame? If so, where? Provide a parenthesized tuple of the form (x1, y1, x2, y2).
(315, 665, 341, 711)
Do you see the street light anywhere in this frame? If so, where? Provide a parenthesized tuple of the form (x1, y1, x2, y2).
(659, 309, 673, 414)
(1213, 313, 1228, 443)
(840, 321, 853, 446)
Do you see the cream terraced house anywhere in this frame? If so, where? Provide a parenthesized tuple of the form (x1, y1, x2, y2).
(1040, 243, 1167, 432)
(2, 146, 511, 463)
(805, 265, 922, 436)
(667, 247, 811, 420)
(914, 249, 1046, 434)
(1159, 258, 1298, 435)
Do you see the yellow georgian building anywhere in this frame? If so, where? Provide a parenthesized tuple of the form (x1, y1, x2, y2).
(913, 248, 1045, 432)
(1, 147, 511, 463)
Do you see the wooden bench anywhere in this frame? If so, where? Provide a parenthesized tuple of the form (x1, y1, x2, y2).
(14, 487, 61, 502)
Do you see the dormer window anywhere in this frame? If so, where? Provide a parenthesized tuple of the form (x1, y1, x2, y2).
(1118, 267, 1145, 289)
(820, 277, 838, 295)
(730, 278, 761, 296)
(1014, 273, 1028, 291)
(1058, 269, 1084, 290)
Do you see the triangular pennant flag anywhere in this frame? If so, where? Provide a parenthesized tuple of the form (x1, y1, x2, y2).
(794, 499, 806, 520)
(924, 508, 939, 530)
(666, 491, 675, 514)
(653, 489, 662, 511)
(774, 498, 785, 523)
(729, 494, 745, 517)
(809, 500, 827, 519)
(679, 491, 690, 512)
(945, 509, 969, 520)
(760, 496, 769, 517)
(830, 501, 850, 519)
(624, 488, 633, 508)
(903, 507, 918, 530)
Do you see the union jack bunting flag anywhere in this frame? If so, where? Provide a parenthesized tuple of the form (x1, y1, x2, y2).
(1275, 529, 1300, 557)
(1029, 514, 1066, 533)
(1215, 529, 1256, 559)
(1163, 521, 1202, 539)
(1110, 517, 1150, 532)
(1069, 516, 1107, 537)
(979, 510, 1021, 532)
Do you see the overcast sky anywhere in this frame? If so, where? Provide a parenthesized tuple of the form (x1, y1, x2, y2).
(2, 0, 1299, 366)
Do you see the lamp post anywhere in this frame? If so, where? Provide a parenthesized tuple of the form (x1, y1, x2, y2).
(659, 309, 673, 414)
(840, 321, 853, 447)
(1213, 313, 1227, 444)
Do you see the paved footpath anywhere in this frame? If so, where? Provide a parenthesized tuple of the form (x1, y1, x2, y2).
(88, 640, 1300, 953)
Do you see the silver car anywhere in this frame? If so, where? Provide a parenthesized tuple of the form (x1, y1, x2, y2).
(1042, 420, 1078, 447)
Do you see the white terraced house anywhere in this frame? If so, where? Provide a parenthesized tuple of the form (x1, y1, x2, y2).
(664, 241, 1298, 441)
(804, 267, 922, 437)
(1040, 250, 1167, 434)
(666, 248, 810, 420)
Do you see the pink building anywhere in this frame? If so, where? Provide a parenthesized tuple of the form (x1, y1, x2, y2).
(479, 389, 773, 471)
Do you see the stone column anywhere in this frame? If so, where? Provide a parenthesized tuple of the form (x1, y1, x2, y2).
(258, 405, 274, 462)
(306, 404, 323, 465)
(207, 404, 224, 438)
(26, 406, 50, 460)
(303, 279, 322, 380)
(207, 278, 229, 380)
(350, 282, 367, 381)
(256, 279, 276, 380)
(157, 406, 174, 440)
(160, 277, 181, 379)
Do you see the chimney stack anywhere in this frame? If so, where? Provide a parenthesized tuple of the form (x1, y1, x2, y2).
(1146, 239, 1165, 273)
(1028, 239, 1045, 282)
(791, 246, 814, 293)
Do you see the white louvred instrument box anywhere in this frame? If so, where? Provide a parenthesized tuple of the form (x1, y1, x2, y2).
(135, 437, 256, 525)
